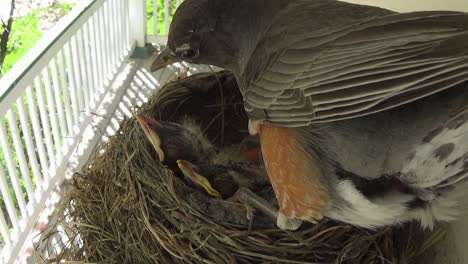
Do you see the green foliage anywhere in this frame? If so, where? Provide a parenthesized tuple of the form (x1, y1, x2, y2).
(0, 3, 75, 242)
(147, 0, 155, 34)
(0, 2, 75, 76)
(146, 0, 179, 36)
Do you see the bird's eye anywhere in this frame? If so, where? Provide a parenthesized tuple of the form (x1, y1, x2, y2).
(177, 48, 199, 60)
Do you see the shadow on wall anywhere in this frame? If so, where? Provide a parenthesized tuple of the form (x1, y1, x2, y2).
(340, 0, 468, 12)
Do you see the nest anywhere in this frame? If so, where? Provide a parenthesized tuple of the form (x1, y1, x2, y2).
(36, 70, 440, 263)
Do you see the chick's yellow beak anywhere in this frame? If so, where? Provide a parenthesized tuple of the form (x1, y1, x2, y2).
(135, 114, 165, 162)
(176, 160, 223, 199)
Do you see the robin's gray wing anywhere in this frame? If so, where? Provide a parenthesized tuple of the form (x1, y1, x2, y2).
(242, 11, 468, 127)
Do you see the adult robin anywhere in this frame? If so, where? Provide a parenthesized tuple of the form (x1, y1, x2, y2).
(150, 0, 468, 230)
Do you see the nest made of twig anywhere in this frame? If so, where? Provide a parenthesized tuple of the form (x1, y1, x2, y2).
(36, 70, 440, 264)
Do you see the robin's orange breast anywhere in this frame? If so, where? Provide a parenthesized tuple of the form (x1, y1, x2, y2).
(259, 123, 329, 222)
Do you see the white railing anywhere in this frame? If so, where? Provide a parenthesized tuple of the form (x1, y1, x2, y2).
(146, 0, 183, 45)
(0, 0, 134, 262)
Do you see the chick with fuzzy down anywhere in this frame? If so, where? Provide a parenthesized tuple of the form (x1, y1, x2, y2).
(135, 114, 278, 229)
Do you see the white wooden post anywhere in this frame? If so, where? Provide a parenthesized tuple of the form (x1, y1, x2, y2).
(128, 0, 147, 48)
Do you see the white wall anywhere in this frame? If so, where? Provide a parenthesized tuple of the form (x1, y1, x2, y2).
(340, 0, 468, 12)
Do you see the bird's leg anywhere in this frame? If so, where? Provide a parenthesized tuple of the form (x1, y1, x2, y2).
(227, 190, 256, 232)
(232, 187, 278, 219)
(228, 187, 278, 231)
(245, 204, 255, 234)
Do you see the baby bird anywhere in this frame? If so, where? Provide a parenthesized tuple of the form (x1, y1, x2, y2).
(136, 114, 277, 228)
(176, 159, 270, 199)
(177, 159, 278, 229)
(135, 114, 216, 170)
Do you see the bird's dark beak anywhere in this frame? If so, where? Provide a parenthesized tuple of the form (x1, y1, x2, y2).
(151, 47, 179, 72)
(135, 114, 165, 162)
(176, 160, 223, 199)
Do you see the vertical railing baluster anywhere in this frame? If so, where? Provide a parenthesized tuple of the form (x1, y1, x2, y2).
(164, 0, 169, 35)
(17, 97, 43, 189)
(57, 50, 74, 135)
(99, 11, 108, 92)
(98, 7, 107, 79)
(26, 85, 50, 182)
(76, 30, 90, 112)
(34, 77, 56, 171)
(85, 21, 98, 107)
(0, 168, 19, 230)
(91, 13, 104, 96)
(121, 0, 128, 49)
(98, 8, 110, 82)
(0, 210, 12, 251)
(112, 0, 120, 66)
(6, 110, 35, 206)
(64, 43, 80, 127)
(102, 5, 112, 78)
(0, 119, 28, 217)
(80, 27, 93, 110)
(153, 0, 158, 36)
(50, 57, 68, 138)
(122, 0, 127, 51)
(70, 35, 85, 114)
(108, 0, 117, 72)
(116, 0, 123, 57)
(124, 0, 130, 48)
(42, 67, 62, 158)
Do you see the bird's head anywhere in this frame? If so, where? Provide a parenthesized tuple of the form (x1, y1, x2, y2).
(151, 0, 241, 72)
(135, 114, 216, 166)
(177, 159, 224, 199)
(151, 0, 287, 73)
(135, 114, 165, 162)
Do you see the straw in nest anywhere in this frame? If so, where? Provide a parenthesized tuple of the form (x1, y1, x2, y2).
(36, 70, 441, 264)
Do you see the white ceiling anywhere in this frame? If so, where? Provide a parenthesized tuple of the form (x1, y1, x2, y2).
(340, 0, 468, 12)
